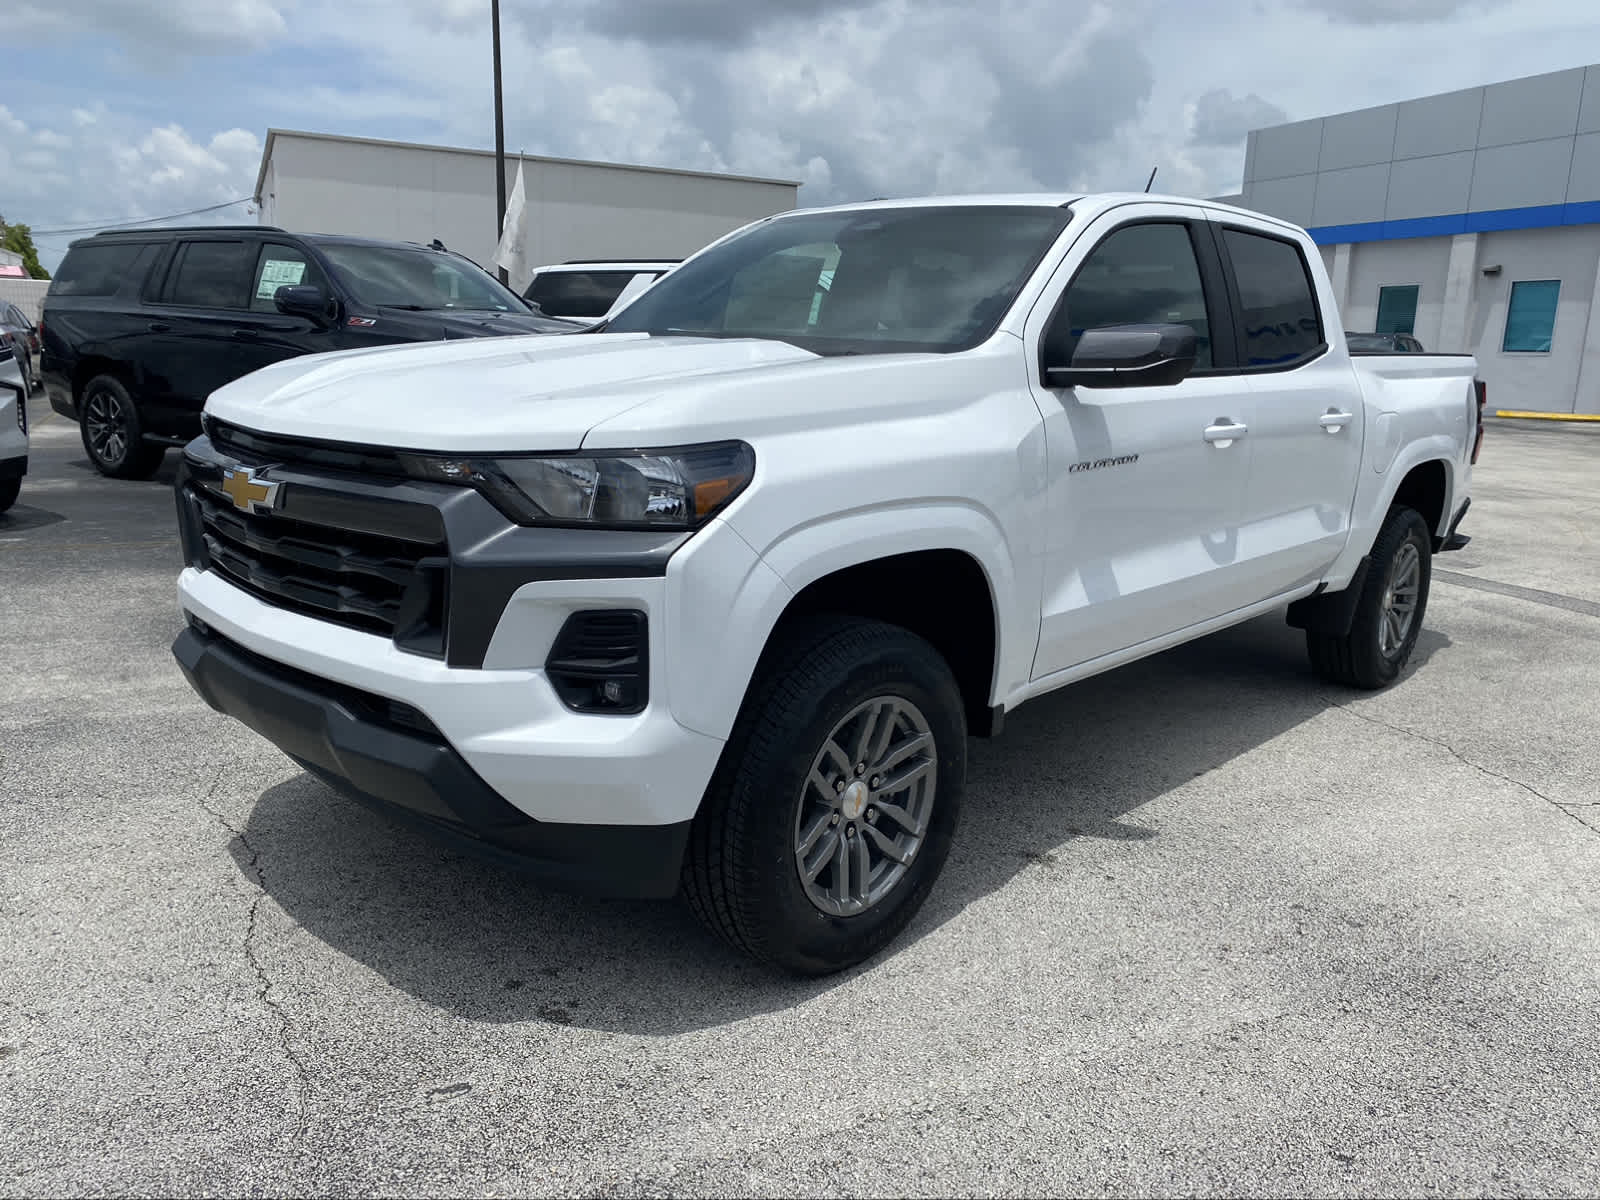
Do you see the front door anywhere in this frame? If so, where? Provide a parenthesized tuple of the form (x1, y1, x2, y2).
(226, 241, 344, 375)
(1025, 208, 1259, 679)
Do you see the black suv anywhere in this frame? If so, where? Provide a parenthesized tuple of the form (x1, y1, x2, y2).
(41, 226, 581, 478)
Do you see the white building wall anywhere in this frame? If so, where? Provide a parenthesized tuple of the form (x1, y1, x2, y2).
(1341, 235, 1453, 349)
(258, 132, 798, 274)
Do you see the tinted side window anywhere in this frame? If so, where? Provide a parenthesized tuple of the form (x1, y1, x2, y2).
(168, 241, 252, 309)
(1222, 229, 1323, 366)
(249, 243, 327, 313)
(48, 242, 152, 297)
(525, 271, 640, 318)
(1046, 222, 1214, 369)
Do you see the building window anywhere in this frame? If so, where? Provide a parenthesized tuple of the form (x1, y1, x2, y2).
(1502, 280, 1560, 353)
(1375, 285, 1419, 335)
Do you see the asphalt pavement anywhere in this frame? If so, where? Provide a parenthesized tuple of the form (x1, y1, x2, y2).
(3, 401, 1598, 1197)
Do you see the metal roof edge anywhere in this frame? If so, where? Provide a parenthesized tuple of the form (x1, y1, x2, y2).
(257, 128, 803, 189)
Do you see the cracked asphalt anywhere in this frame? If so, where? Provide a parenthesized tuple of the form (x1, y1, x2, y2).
(3, 400, 1599, 1197)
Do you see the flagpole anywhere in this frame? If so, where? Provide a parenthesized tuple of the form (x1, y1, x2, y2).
(492, 0, 508, 284)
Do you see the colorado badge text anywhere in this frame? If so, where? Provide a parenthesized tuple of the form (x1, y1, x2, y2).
(219, 465, 282, 515)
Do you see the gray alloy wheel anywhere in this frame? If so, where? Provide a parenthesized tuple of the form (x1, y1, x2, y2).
(83, 384, 132, 470)
(1378, 541, 1422, 659)
(793, 694, 938, 917)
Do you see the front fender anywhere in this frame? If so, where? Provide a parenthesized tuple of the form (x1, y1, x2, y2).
(664, 503, 1025, 741)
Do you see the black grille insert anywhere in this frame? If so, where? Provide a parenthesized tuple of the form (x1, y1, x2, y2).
(545, 610, 648, 714)
(188, 480, 448, 648)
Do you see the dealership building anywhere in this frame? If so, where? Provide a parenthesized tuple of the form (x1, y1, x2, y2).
(254, 129, 800, 281)
(1226, 64, 1600, 415)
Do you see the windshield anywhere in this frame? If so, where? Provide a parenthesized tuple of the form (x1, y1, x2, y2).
(317, 243, 527, 312)
(605, 205, 1073, 355)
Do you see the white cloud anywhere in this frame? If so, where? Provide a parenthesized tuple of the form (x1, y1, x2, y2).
(11, 0, 289, 54)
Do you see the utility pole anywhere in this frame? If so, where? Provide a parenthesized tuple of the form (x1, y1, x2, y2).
(492, 0, 508, 284)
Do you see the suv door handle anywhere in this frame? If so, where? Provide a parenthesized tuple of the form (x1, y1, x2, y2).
(147, 322, 171, 333)
(1320, 410, 1354, 432)
(232, 328, 260, 341)
(1203, 420, 1248, 447)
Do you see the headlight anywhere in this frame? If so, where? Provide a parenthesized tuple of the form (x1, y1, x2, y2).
(401, 441, 755, 529)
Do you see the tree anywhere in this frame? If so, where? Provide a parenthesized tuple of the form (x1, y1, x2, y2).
(0, 216, 49, 280)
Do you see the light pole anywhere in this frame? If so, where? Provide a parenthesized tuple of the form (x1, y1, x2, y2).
(492, 0, 508, 284)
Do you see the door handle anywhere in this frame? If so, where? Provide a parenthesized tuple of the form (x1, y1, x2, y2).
(147, 322, 171, 333)
(231, 328, 260, 341)
(1203, 420, 1249, 448)
(1320, 410, 1354, 433)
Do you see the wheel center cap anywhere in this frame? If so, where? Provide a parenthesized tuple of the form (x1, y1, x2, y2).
(840, 780, 869, 821)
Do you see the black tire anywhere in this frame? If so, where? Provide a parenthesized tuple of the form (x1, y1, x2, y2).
(682, 615, 967, 976)
(1307, 505, 1433, 689)
(79, 375, 165, 480)
(0, 476, 18, 514)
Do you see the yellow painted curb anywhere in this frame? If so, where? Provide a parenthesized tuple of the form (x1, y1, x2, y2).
(1493, 410, 1600, 422)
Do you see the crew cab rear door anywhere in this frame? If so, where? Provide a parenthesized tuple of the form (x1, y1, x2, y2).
(1024, 203, 1262, 678)
(1210, 218, 1366, 594)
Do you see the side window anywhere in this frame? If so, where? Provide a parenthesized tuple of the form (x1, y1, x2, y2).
(1045, 222, 1214, 369)
(525, 271, 637, 318)
(1221, 228, 1324, 366)
(48, 241, 152, 297)
(250, 243, 325, 313)
(166, 241, 252, 309)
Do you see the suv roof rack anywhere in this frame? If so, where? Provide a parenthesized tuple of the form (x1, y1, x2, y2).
(92, 224, 285, 237)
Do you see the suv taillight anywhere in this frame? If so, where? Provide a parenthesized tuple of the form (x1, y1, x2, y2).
(1472, 380, 1486, 464)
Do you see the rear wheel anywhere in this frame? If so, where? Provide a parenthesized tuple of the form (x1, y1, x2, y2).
(1307, 505, 1432, 689)
(682, 615, 966, 976)
(79, 375, 165, 480)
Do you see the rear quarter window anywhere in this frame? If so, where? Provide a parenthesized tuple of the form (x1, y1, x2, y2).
(48, 241, 157, 298)
(1221, 228, 1325, 367)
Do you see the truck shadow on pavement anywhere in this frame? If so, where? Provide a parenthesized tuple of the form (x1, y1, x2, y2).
(234, 612, 1450, 1035)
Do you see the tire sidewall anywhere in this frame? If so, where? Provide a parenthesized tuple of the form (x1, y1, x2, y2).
(733, 630, 966, 973)
(1365, 508, 1433, 683)
(79, 376, 139, 476)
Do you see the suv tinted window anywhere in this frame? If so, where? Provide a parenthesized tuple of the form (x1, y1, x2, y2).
(1046, 222, 1214, 368)
(525, 270, 639, 318)
(168, 241, 252, 309)
(49, 241, 152, 297)
(1222, 229, 1323, 366)
(250, 243, 326, 313)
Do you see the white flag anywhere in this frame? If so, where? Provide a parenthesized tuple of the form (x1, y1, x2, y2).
(493, 158, 529, 292)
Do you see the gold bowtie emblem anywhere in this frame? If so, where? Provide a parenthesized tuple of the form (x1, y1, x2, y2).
(219, 466, 281, 515)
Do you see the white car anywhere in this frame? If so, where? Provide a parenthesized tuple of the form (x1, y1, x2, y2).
(521, 260, 676, 326)
(170, 193, 1481, 974)
(0, 345, 27, 513)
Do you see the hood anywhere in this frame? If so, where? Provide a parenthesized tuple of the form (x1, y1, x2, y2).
(203, 333, 819, 451)
(419, 307, 584, 337)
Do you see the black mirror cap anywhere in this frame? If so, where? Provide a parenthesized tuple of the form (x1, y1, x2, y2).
(1043, 322, 1198, 389)
(275, 284, 338, 325)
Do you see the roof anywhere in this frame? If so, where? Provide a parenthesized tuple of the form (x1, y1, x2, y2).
(255, 128, 803, 203)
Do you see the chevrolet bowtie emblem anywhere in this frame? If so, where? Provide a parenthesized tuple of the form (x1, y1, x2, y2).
(219, 466, 282, 515)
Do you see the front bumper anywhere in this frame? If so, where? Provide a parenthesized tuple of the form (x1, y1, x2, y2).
(173, 623, 693, 898)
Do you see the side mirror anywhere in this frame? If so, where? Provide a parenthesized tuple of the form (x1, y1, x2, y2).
(1043, 322, 1198, 389)
(275, 284, 337, 325)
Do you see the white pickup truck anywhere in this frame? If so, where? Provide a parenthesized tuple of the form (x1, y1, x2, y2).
(171, 193, 1482, 974)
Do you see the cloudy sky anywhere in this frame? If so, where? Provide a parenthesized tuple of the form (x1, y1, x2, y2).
(4, 0, 1599, 270)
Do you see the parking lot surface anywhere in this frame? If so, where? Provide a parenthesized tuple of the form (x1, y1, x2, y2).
(3, 400, 1599, 1197)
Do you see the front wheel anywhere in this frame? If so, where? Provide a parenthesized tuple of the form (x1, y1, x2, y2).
(79, 375, 165, 480)
(682, 615, 967, 976)
(1307, 505, 1433, 689)
(0, 476, 19, 513)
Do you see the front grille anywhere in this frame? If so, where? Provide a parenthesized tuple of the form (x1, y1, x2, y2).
(189, 481, 447, 647)
(208, 418, 409, 479)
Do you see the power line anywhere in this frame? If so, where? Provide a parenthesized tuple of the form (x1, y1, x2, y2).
(25, 196, 255, 237)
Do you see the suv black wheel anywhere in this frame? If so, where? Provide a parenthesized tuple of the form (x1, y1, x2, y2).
(0, 476, 19, 513)
(80, 375, 165, 480)
(1307, 505, 1433, 689)
(682, 615, 966, 976)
